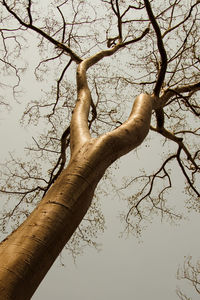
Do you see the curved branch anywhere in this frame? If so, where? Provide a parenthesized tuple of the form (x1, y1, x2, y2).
(168, 89, 200, 116)
(70, 62, 92, 155)
(102, 93, 153, 159)
(57, 3, 66, 43)
(70, 30, 150, 155)
(150, 126, 199, 170)
(161, 82, 200, 105)
(177, 147, 200, 197)
(49, 59, 72, 116)
(43, 126, 71, 195)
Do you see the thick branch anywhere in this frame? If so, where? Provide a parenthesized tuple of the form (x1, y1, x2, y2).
(27, 0, 32, 25)
(102, 93, 153, 159)
(144, 0, 167, 96)
(69, 23, 149, 155)
(161, 82, 200, 106)
(70, 44, 121, 154)
(115, 0, 122, 40)
(70, 32, 148, 154)
(70, 62, 92, 155)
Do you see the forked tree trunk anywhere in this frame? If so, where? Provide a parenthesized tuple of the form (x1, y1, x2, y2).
(0, 93, 153, 299)
(0, 45, 154, 299)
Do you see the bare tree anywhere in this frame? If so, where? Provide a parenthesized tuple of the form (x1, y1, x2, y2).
(177, 256, 200, 300)
(0, 0, 199, 299)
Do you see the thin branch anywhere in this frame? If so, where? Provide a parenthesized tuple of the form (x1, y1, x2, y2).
(2, 0, 82, 63)
(43, 126, 71, 196)
(176, 147, 200, 197)
(49, 59, 72, 116)
(57, 3, 66, 43)
(162, 1, 200, 38)
(150, 126, 199, 170)
(167, 89, 200, 116)
(125, 153, 179, 226)
(161, 82, 200, 106)
(120, 27, 149, 47)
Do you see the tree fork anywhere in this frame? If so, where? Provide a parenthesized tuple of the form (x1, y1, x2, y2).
(0, 94, 153, 299)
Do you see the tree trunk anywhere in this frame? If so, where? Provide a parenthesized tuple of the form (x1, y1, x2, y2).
(0, 92, 153, 299)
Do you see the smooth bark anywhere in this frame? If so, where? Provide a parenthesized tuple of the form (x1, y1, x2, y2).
(0, 17, 153, 297)
(0, 91, 153, 299)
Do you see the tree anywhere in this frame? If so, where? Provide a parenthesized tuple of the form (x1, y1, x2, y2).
(0, 0, 199, 299)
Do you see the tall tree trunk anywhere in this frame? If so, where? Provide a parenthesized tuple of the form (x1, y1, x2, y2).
(0, 92, 153, 299)
(0, 138, 109, 299)
(0, 42, 153, 299)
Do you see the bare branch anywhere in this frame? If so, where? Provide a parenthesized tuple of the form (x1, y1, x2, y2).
(176, 147, 200, 197)
(49, 59, 72, 116)
(2, 0, 82, 63)
(144, 0, 168, 96)
(163, 1, 200, 38)
(161, 83, 200, 106)
(27, 0, 33, 25)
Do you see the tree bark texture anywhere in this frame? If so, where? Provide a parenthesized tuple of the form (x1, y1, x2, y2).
(0, 57, 153, 299)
